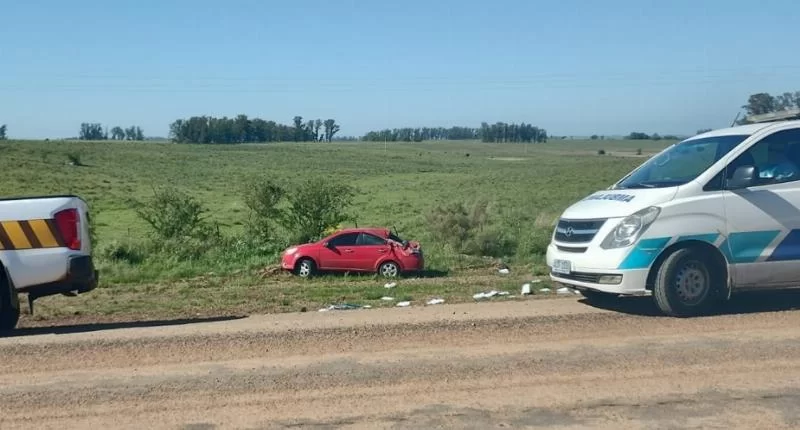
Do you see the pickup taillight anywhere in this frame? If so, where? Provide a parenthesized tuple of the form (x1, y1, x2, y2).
(54, 208, 81, 250)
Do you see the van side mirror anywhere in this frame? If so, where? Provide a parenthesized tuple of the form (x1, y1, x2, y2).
(726, 165, 757, 190)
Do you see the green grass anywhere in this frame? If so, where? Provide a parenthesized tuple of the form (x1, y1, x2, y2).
(0, 138, 673, 322)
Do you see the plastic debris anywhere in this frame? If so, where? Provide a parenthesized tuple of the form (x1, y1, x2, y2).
(521, 283, 532, 295)
(539, 288, 551, 293)
(396, 301, 411, 307)
(381, 296, 394, 301)
(498, 268, 510, 275)
(532, 279, 542, 284)
(426, 298, 445, 305)
(473, 290, 510, 299)
(557, 287, 571, 295)
(318, 303, 366, 312)
(384, 282, 397, 289)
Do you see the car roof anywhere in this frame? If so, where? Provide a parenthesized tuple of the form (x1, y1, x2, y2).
(685, 120, 800, 141)
(333, 227, 390, 237)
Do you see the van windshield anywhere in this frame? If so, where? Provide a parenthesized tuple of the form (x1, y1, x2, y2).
(614, 134, 749, 189)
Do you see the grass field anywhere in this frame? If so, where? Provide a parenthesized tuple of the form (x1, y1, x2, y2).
(0, 137, 673, 322)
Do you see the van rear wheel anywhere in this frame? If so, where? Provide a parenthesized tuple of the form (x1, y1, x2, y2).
(653, 247, 720, 317)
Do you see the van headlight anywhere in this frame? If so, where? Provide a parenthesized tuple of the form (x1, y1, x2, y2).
(600, 206, 661, 249)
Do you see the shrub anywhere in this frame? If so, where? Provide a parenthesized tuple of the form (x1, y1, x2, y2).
(597, 149, 606, 155)
(243, 177, 285, 241)
(280, 177, 355, 243)
(135, 187, 214, 241)
(425, 199, 517, 257)
(97, 240, 146, 265)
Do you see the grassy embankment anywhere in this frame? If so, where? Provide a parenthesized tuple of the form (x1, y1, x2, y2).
(0, 138, 671, 322)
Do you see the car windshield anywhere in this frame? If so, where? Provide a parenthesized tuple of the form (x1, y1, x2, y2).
(613, 134, 750, 189)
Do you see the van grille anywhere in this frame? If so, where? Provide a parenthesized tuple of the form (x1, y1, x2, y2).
(554, 218, 606, 243)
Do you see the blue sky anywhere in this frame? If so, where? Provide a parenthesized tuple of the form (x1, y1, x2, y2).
(1, 0, 799, 139)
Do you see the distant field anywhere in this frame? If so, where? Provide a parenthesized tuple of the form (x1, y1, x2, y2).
(0, 138, 673, 322)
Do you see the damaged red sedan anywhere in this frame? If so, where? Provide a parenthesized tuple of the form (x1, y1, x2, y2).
(280, 228, 423, 278)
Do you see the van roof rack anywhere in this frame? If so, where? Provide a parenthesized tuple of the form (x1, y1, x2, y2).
(745, 108, 800, 124)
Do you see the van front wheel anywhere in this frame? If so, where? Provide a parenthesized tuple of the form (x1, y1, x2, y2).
(653, 247, 720, 317)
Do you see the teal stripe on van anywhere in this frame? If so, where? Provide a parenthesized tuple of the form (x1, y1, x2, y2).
(615, 230, 780, 270)
(617, 237, 671, 270)
(719, 230, 780, 264)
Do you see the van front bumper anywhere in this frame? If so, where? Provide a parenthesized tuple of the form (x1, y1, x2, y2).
(546, 243, 649, 295)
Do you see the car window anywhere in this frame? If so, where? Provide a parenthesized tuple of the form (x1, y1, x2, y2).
(357, 233, 386, 246)
(328, 232, 358, 246)
(719, 128, 800, 188)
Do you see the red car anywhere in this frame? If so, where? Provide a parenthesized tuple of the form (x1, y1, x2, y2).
(280, 227, 424, 278)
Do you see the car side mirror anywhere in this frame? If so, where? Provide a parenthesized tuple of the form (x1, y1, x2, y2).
(322, 241, 332, 248)
(726, 165, 757, 190)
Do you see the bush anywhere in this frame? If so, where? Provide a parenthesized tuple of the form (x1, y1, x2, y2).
(243, 177, 285, 241)
(425, 199, 516, 257)
(97, 240, 146, 265)
(597, 149, 606, 155)
(280, 177, 355, 243)
(135, 187, 215, 241)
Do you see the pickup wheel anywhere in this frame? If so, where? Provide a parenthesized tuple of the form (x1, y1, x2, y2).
(0, 275, 19, 331)
(653, 247, 721, 317)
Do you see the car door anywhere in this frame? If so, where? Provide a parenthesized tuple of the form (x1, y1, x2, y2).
(352, 232, 391, 271)
(318, 232, 359, 270)
(719, 127, 800, 288)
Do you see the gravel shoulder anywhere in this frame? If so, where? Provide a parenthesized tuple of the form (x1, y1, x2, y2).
(3, 295, 800, 429)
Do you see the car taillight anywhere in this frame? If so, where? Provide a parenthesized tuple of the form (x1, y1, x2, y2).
(54, 208, 81, 250)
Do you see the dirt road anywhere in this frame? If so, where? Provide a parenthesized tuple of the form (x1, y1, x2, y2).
(3, 293, 800, 429)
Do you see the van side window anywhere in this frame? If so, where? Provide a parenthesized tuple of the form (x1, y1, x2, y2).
(710, 128, 800, 190)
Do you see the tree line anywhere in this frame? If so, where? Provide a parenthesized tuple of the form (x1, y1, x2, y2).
(79, 123, 145, 141)
(741, 91, 800, 116)
(0, 124, 6, 140)
(169, 115, 341, 144)
(360, 122, 548, 143)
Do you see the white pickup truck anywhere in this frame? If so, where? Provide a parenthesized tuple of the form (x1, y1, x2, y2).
(0, 195, 97, 330)
(547, 117, 800, 317)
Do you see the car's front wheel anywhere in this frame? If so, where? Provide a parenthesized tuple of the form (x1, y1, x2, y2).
(294, 258, 316, 278)
(653, 247, 722, 317)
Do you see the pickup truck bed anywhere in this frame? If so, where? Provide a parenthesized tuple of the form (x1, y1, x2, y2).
(0, 195, 97, 330)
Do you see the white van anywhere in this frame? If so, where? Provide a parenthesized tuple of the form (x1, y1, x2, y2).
(546, 118, 800, 317)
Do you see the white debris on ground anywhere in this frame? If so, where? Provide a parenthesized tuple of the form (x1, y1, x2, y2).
(426, 298, 445, 305)
(318, 303, 372, 312)
(539, 288, 551, 293)
(473, 290, 510, 299)
(521, 283, 532, 295)
(498, 268, 510, 275)
(532, 279, 542, 284)
(381, 296, 394, 301)
(396, 301, 411, 307)
(557, 287, 572, 295)
(384, 282, 397, 289)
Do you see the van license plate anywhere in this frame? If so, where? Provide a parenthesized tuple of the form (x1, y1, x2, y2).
(552, 259, 571, 275)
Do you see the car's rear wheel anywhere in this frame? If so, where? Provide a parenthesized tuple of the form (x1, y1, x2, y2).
(653, 247, 721, 317)
(295, 258, 316, 278)
(379, 261, 400, 278)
